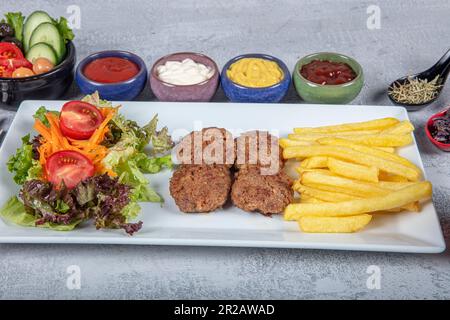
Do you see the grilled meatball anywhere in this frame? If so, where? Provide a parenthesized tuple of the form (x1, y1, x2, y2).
(231, 167, 293, 215)
(174, 127, 235, 167)
(169, 165, 232, 213)
(235, 130, 284, 174)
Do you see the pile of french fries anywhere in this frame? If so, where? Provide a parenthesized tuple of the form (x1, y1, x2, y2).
(280, 117, 433, 233)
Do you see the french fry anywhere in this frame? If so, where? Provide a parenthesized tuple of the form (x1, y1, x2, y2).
(374, 208, 404, 214)
(341, 134, 413, 147)
(299, 194, 326, 204)
(279, 138, 315, 148)
(286, 117, 428, 233)
(289, 129, 382, 139)
(285, 138, 394, 153)
(302, 182, 364, 196)
(296, 167, 333, 176)
(301, 171, 393, 197)
(327, 157, 379, 183)
(300, 156, 328, 169)
(289, 133, 412, 147)
(293, 118, 400, 134)
(379, 171, 409, 182)
(377, 181, 416, 190)
(288, 134, 325, 141)
(296, 183, 361, 202)
(375, 181, 420, 211)
(292, 179, 302, 191)
(298, 182, 407, 213)
(284, 181, 432, 220)
(300, 171, 419, 211)
(283, 145, 420, 181)
(376, 147, 395, 153)
(381, 120, 414, 135)
(298, 214, 372, 233)
(299, 158, 310, 168)
(317, 137, 421, 173)
(296, 182, 412, 212)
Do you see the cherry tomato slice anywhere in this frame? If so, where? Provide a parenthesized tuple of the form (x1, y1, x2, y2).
(0, 64, 12, 77)
(1, 58, 33, 69)
(59, 101, 104, 140)
(0, 42, 24, 60)
(0, 58, 33, 78)
(46, 150, 95, 189)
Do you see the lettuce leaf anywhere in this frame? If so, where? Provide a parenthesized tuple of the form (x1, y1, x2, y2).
(142, 115, 173, 155)
(4, 12, 24, 43)
(74, 174, 143, 233)
(33, 106, 59, 127)
(100, 106, 173, 203)
(121, 201, 141, 221)
(1, 175, 142, 234)
(27, 160, 43, 180)
(106, 150, 171, 203)
(115, 157, 162, 203)
(0, 196, 36, 227)
(133, 153, 172, 174)
(53, 16, 74, 43)
(7, 135, 33, 184)
(83, 91, 173, 154)
(82, 91, 112, 108)
(7, 135, 43, 184)
(0, 196, 80, 231)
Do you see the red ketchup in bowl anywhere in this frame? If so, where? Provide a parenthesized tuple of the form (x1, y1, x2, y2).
(300, 60, 356, 85)
(83, 57, 139, 83)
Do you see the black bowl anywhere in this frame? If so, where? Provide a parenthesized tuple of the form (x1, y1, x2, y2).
(0, 41, 76, 107)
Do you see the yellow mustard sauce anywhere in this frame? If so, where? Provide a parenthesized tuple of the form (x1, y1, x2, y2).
(227, 58, 284, 88)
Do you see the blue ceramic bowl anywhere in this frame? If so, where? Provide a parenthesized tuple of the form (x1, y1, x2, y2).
(221, 53, 290, 103)
(76, 50, 147, 100)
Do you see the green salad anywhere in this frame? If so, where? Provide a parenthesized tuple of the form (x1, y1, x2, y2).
(0, 92, 173, 235)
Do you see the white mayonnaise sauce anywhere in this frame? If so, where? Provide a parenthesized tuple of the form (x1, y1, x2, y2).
(156, 58, 214, 85)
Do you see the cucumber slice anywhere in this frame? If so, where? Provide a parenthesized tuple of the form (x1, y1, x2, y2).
(29, 23, 65, 63)
(26, 43, 58, 65)
(23, 10, 53, 52)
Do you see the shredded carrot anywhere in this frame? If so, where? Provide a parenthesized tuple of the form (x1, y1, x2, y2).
(35, 107, 118, 176)
(33, 119, 52, 141)
(89, 109, 116, 145)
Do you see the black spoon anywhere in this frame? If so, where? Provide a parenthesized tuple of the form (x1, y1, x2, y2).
(388, 48, 450, 111)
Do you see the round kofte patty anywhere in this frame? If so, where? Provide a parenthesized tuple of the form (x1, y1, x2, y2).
(169, 165, 232, 213)
(174, 127, 235, 167)
(231, 167, 293, 215)
(234, 130, 284, 174)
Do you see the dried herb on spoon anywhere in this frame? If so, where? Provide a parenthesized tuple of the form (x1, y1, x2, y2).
(388, 75, 443, 105)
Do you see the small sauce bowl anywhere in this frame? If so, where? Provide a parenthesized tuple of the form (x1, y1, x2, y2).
(149, 52, 219, 102)
(293, 52, 364, 104)
(221, 53, 290, 103)
(425, 108, 450, 151)
(76, 50, 147, 101)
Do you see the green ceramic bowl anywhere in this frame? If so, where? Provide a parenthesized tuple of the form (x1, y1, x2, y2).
(293, 52, 364, 104)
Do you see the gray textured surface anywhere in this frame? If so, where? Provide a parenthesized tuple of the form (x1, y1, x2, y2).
(0, 0, 450, 299)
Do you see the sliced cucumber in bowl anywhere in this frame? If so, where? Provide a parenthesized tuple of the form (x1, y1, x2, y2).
(23, 10, 53, 52)
(29, 23, 66, 63)
(26, 43, 58, 65)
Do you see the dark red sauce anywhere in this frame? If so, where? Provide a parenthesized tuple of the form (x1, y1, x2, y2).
(83, 57, 139, 83)
(300, 60, 357, 85)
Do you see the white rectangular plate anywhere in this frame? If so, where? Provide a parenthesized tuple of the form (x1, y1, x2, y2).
(0, 101, 445, 253)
